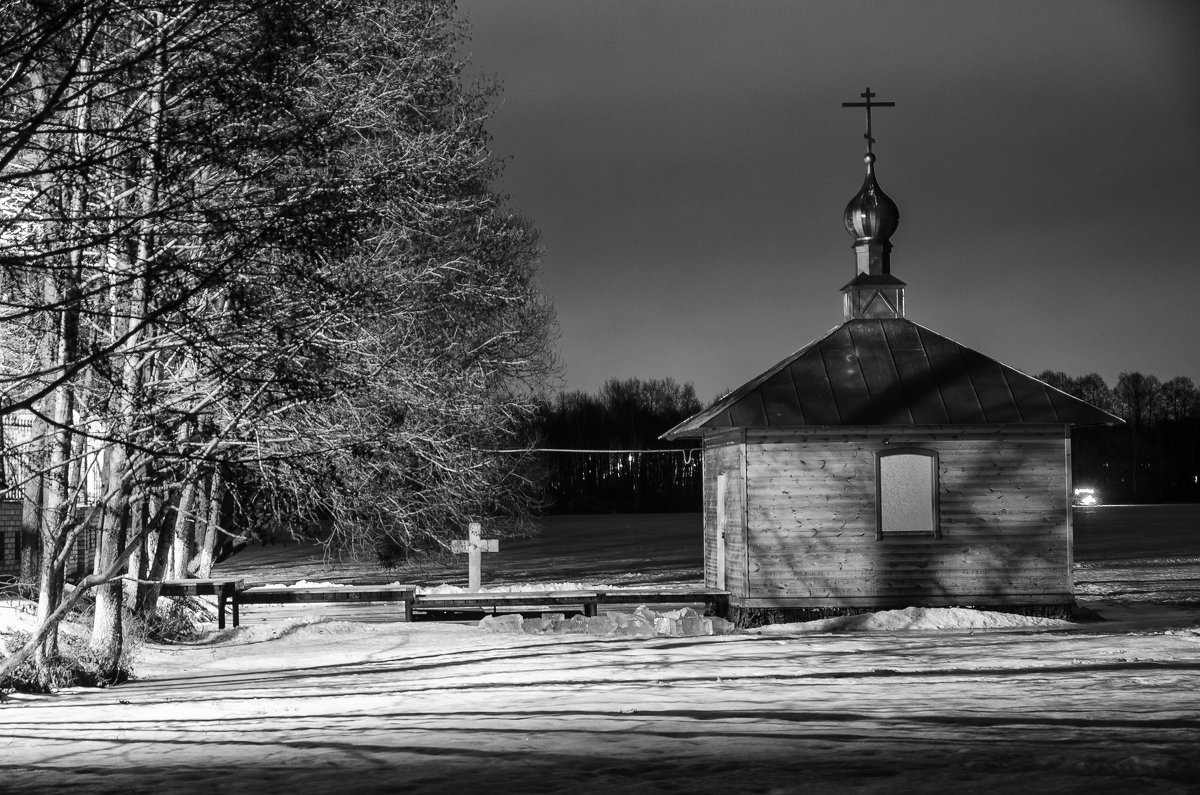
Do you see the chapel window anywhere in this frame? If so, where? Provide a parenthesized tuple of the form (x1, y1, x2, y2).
(876, 448, 940, 538)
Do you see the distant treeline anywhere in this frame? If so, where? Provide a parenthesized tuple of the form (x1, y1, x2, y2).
(535, 370, 1200, 511)
(534, 378, 702, 512)
(1037, 371, 1200, 503)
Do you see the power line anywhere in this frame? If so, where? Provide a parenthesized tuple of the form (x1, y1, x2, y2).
(489, 447, 700, 455)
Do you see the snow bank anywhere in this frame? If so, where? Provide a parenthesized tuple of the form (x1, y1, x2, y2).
(478, 605, 736, 638)
(751, 606, 1074, 633)
(202, 616, 389, 646)
(0, 598, 37, 635)
(478, 605, 1072, 639)
(0, 598, 89, 638)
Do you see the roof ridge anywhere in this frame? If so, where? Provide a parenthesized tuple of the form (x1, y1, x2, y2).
(661, 318, 1122, 439)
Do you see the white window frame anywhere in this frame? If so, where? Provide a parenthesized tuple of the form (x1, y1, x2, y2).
(875, 447, 941, 539)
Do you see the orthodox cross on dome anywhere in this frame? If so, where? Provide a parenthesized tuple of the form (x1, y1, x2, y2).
(842, 87, 894, 154)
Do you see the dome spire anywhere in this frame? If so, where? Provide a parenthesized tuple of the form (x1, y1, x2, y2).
(840, 88, 905, 320)
(842, 87, 899, 274)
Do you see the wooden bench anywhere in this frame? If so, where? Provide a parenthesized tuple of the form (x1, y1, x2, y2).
(160, 578, 244, 629)
(239, 585, 418, 621)
(413, 590, 601, 619)
(410, 588, 732, 620)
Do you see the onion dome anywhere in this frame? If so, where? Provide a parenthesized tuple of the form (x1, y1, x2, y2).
(839, 89, 904, 319)
(843, 152, 899, 247)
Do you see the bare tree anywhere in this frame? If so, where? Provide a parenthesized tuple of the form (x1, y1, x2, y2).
(2, 0, 555, 687)
(225, 1, 558, 563)
(2, 0, 349, 682)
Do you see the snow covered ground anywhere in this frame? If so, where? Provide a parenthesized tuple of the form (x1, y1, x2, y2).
(3, 507, 1200, 794)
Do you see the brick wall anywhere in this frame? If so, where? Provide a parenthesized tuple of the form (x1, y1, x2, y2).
(66, 512, 98, 580)
(0, 501, 102, 580)
(0, 500, 21, 577)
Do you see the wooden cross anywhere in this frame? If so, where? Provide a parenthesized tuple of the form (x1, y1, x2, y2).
(842, 87, 895, 153)
(450, 521, 498, 591)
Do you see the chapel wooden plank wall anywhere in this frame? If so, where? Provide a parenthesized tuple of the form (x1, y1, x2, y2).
(725, 425, 1073, 609)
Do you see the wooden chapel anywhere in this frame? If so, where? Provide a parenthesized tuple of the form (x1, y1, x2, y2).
(662, 90, 1120, 622)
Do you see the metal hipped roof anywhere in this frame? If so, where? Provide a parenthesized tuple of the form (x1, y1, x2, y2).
(662, 318, 1122, 439)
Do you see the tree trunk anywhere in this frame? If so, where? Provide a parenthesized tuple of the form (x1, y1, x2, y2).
(89, 450, 132, 671)
(87, 8, 167, 673)
(170, 493, 195, 580)
(34, 342, 77, 679)
(32, 528, 63, 673)
(191, 470, 224, 578)
(137, 483, 194, 615)
(89, 527, 127, 673)
(135, 492, 167, 616)
(124, 489, 147, 607)
(20, 471, 42, 585)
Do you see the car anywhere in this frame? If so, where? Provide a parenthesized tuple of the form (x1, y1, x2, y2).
(1073, 487, 1100, 506)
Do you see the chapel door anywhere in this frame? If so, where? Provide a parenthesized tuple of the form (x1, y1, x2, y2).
(715, 473, 728, 589)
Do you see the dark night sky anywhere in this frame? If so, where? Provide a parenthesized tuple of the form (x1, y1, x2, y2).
(457, 0, 1200, 402)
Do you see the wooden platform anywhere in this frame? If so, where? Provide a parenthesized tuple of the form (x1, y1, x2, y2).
(240, 585, 417, 621)
(158, 581, 729, 627)
(412, 588, 730, 620)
